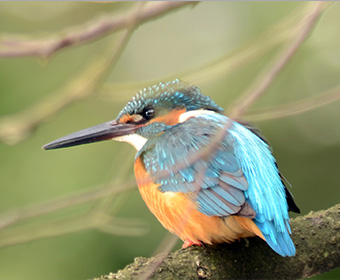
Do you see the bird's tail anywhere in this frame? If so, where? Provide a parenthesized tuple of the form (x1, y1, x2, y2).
(234, 216, 295, 257)
(256, 220, 296, 257)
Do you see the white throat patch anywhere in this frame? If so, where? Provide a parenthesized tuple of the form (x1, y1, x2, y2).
(179, 109, 216, 123)
(114, 134, 148, 151)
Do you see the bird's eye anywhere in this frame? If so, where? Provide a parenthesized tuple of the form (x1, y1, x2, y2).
(142, 107, 155, 120)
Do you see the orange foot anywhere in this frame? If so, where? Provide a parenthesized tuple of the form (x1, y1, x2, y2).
(182, 240, 204, 249)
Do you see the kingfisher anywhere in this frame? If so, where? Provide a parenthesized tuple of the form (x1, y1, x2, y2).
(43, 79, 299, 257)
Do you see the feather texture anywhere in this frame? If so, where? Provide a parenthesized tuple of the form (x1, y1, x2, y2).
(137, 111, 295, 256)
(135, 157, 263, 245)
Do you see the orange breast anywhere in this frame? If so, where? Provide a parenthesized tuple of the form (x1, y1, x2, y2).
(134, 157, 264, 244)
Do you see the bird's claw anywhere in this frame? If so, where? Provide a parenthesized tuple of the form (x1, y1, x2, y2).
(182, 240, 204, 249)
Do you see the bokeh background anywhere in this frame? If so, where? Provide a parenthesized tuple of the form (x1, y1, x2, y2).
(0, 2, 339, 279)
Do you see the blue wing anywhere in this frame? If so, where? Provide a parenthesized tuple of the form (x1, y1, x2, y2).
(138, 112, 295, 256)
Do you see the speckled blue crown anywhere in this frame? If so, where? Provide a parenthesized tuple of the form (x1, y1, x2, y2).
(117, 79, 223, 120)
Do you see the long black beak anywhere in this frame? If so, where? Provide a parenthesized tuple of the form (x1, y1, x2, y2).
(43, 120, 138, 150)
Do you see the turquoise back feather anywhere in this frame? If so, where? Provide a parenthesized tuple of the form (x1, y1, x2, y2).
(230, 120, 295, 256)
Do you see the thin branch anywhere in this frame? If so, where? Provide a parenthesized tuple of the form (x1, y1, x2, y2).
(244, 82, 340, 121)
(0, 139, 136, 248)
(0, 212, 147, 250)
(0, 180, 136, 231)
(229, 1, 328, 119)
(0, 2, 194, 58)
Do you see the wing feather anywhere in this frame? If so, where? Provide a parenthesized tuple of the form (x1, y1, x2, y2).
(140, 114, 249, 217)
(138, 111, 297, 256)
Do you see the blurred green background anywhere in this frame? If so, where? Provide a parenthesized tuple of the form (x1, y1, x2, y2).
(0, 2, 339, 279)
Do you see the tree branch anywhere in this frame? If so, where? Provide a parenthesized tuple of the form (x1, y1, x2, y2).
(0, 2, 194, 58)
(95, 204, 340, 280)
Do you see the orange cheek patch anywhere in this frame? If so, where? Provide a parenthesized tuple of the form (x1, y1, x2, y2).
(150, 109, 186, 126)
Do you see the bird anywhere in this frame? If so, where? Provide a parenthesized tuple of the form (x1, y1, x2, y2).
(43, 79, 300, 257)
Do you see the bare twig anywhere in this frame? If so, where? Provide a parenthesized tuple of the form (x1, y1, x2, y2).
(230, 1, 328, 119)
(0, 180, 136, 231)
(0, 212, 147, 250)
(0, 50, 113, 144)
(0, 2, 194, 58)
(244, 82, 340, 121)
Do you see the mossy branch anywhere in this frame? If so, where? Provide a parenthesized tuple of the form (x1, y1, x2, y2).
(96, 204, 340, 280)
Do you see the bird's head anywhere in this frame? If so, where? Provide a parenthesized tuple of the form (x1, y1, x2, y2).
(43, 79, 223, 151)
